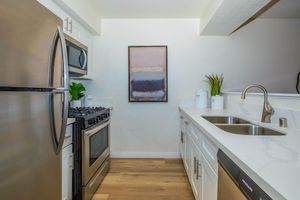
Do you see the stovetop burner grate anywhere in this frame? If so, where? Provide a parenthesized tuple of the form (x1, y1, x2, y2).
(68, 107, 106, 117)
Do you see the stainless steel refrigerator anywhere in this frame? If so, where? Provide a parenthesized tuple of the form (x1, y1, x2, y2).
(0, 0, 69, 199)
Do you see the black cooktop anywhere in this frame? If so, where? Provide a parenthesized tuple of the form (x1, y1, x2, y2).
(68, 107, 110, 128)
(68, 107, 107, 117)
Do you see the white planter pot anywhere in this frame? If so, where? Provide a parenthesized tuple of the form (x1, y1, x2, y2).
(211, 95, 224, 110)
(71, 100, 81, 108)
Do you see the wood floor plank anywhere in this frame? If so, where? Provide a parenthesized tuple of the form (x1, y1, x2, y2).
(92, 159, 195, 200)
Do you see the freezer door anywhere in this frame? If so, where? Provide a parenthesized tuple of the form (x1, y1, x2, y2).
(0, 91, 64, 200)
(0, 0, 63, 88)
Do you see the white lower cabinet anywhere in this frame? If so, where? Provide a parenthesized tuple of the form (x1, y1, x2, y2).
(190, 139, 203, 200)
(62, 144, 73, 200)
(202, 157, 217, 200)
(180, 113, 218, 200)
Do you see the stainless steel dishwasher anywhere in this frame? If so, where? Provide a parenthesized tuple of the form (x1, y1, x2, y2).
(217, 150, 272, 200)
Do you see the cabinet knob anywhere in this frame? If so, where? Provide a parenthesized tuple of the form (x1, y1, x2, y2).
(184, 121, 189, 125)
(279, 117, 288, 128)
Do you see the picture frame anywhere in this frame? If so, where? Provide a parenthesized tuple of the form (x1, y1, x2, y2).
(128, 46, 168, 102)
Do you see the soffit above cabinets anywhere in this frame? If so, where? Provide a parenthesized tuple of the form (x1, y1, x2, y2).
(199, 0, 272, 35)
(57, 0, 300, 36)
(90, 0, 211, 18)
(90, 0, 275, 35)
(260, 0, 300, 18)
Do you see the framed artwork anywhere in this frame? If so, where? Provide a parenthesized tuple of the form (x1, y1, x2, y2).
(128, 46, 168, 102)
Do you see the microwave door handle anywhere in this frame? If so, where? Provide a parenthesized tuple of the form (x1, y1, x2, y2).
(82, 49, 87, 69)
(78, 50, 83, 68)
(49, 26, 69, 154)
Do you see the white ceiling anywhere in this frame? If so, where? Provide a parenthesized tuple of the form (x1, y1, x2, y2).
(91, 0, 300, 19)
(90, 0, 212, 18)
(260, 0, 300, 18)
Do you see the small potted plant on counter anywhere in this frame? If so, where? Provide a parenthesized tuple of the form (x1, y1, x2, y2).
(206, 74, 224, 109)
(69, 82, 86, 108)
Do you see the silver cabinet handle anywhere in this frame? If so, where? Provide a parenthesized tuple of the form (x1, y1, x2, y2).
(196, 159, 201, 180)
(69, 153, 74, 168)
(64, 18, 69, 31)
(193, 157, 197, 174)
(181, 131, 184, 144)
(68, 18, 72, 33)
(82, 49, 87, 69)
(49, 26, 69, 155)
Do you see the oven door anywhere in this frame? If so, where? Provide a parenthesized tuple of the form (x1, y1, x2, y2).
(82, 120, 110, 185)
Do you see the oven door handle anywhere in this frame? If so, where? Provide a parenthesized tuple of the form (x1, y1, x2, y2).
(84, 120, 110, 137)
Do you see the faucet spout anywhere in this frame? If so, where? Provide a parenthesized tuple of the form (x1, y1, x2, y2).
(241, 84, 274, 123)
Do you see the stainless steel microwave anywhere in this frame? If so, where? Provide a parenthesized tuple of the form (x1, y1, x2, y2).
(65, 35, 88, 76)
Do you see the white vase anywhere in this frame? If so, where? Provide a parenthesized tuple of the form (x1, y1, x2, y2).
(211, 95, 224, 110)
(71, 100, 81, 108)
(195, 89, 208, 109)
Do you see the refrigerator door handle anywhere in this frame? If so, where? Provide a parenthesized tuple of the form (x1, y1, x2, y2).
(49, 91, 68, 154)
(49, 26, 69, 90)
(49, 26, 69, 154)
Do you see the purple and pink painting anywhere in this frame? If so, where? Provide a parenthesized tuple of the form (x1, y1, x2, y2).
(129, 46, 168, 102)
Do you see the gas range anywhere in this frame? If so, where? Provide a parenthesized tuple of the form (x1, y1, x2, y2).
(68, 107, 110, 128)
(68, 107, 111, 200)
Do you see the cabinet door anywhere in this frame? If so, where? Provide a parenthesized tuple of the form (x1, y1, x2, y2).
(202, 157, 218, 200)
(186, 133, 193, 179)
(183, 131, 190, 174)
(190, 140, 203, 200)
(62, 145, 73, 200)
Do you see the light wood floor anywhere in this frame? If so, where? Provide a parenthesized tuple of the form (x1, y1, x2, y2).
(92, 159, 195, 200)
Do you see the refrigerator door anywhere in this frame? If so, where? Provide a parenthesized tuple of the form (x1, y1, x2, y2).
(0, 91, 63, 200)
(0, 0, 66, 89)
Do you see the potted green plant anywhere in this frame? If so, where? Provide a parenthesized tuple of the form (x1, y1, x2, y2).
(69, 82, 86, 108)
(205, 74, 224, 109)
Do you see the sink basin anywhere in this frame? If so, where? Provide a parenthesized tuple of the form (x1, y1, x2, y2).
(216, 124, 285, 136)
(202, 116, 250, 125)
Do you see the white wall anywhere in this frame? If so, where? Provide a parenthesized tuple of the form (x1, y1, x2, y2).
(82, 18, 300, 158)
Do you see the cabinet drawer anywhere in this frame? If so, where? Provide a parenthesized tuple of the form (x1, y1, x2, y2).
(63, 124, 73, 148)
(201, 134, 218, 173)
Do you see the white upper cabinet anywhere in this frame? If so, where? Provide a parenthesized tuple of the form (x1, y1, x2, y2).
(38, 0, 100, 36)
(38, 0, 95, 79)
(53, 0, 101, 35)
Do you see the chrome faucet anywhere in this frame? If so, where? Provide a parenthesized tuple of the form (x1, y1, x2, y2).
(241, 84, 274, 123)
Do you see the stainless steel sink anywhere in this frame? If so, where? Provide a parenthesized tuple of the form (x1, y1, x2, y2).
(216, 124, 285, 136)
(202, 115, 285, 136)
(202, 116, 250, 125)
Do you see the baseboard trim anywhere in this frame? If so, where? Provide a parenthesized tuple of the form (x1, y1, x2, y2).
(111, 151, 180, 159)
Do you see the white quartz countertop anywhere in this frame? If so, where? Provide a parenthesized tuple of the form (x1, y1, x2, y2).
(179, 106, 300, 200)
